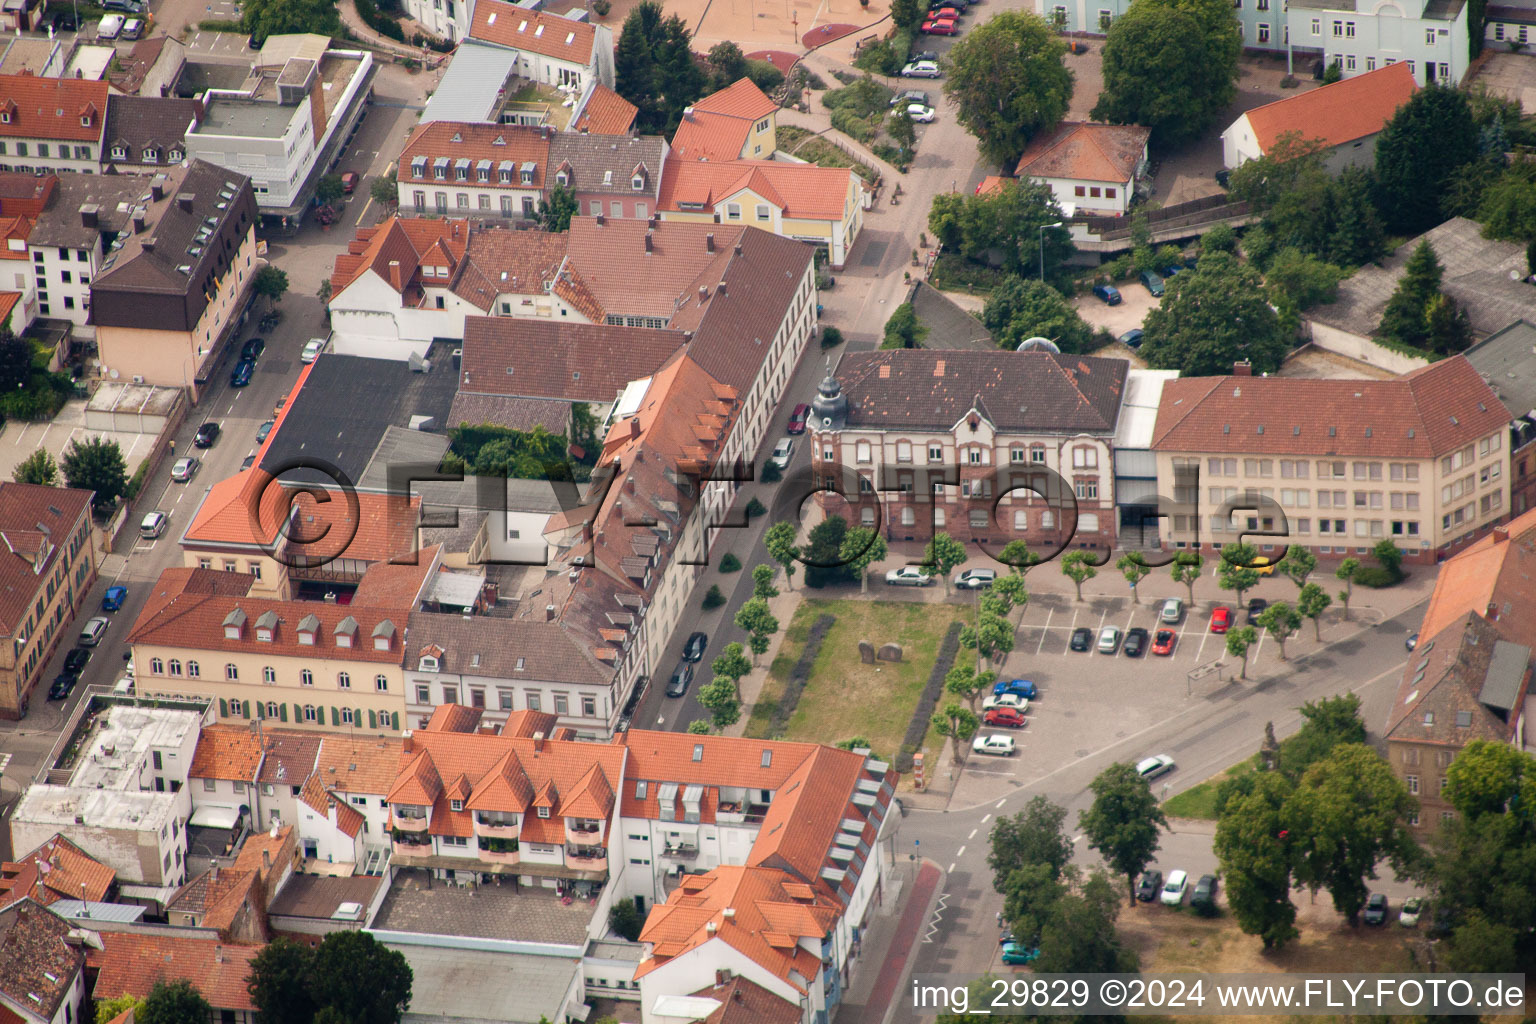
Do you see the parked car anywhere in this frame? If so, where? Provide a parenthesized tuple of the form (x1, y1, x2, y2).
(194, 422, 221, 448)
(682, 631, 708, 662)
(170, 457, 200, 483)
(787, 403, 810, 434)
(1137, 754, 1175, 781)
(1119, 328, 1144, 349)
(906, 103, 937, 123)
(1363, 892, 1389, 925)
(301, 338, 328, 363)
(1399, 897, 1424, 927)
(1139, 270, 1165, 297)
(1246, 597, 1268, 625)
(1191, 874, 1218, 909)
(101, 0, 144, 12)
(955, 568, 996, 589)
(1092, 283, 1122, 305)
(230, 359, 255, 387)
(1123, 627, 1149, 657)
(983, 707, 1027, 728)
(993, 678, 1037, 699)
(885, 566, 934, 586)
(769, 437, 794, 469)
(241, 454, 257, 471)
(920, 16, 959, 33)
(257, 420, 275, 443)
(1248, 555, 1275, 576)
(48, 673, 77, 701)
(341, 171, 360, 194)
(890, 89, 930, 107)
(911, 49, 940, 61)
(1000, 941, 1039, 965)
(1210, 606, 1233, 633)
(1405, 631, 1419, 652)
(1097, 625, 1122, 654)
(241, 337, 266, 361)
(1160, 870, 1189, 906)
(972, 734, 1017, 756)
(51, 10, 79, 30)
(78, 617, 109, 647)
(928, 5, 963, 17)
(665, 662, 694, 698)
(1069, 626, 1093, 652)
(120, 17, 143, 38)
(1162, 264, 1185, 278)
(101, 586, 128, 612)
(1152, 629, 1177, 656)
(900, 60, 942, 77)
(1135, 869, 1164, 902)
(63, 647, 91, 675)
(139, 511, 168, 539)
(96, 13, 123, 38)
(982, 693, 1028, 713)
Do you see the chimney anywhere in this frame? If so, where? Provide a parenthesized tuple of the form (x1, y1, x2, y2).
(533, 731, 546, 753)
(211, 863, 220, 881)
(722, 907, 735, 920)
(716, 280, 726, 297)
(628, 418, 640, 439)
(1494, 524, 1510, 543)
(214, 945, 224, 963)
(132, 211, 146, 233)
(79, 204, 98, 228)
(1487, 601, 1500, 621)
(706, 921, 718, 934)
(625, 474, 635, 494)
(387, 260, 403, 292)
(150, 180, 164, 201)
(705, 232, 714, 253)
(733, 242, 742, 256)
(402, 732, 414, 752)
(683, 107, 695, 122)
(262, 849, 271, 873)
(141, 237, 155, 252)
(1233, 360, 1253, 377)
(733, 990, 743, 1003)
(176, 192, 194, 212)
(644, 229, 653, 253)
(545, 603, 556, 621)
(698, 284, 709, 303)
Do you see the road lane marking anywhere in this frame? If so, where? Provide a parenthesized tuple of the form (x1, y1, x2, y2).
(980, 813, 991, 824)
(948, 862, 955, 872)
(995, 799, 1006, 808)
(967, 828, 977, 839)
(955, 845, 966, 858)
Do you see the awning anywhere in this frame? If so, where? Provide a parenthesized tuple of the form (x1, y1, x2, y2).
(681, 784, 703, 807)
(656, 782, 678, 802)
(189, 804, 241, 829)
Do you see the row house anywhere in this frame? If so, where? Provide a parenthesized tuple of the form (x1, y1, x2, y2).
(549, 132, 666, 222)
(1150, 357, 1512, 563)
(87, 933, 262, 1024)
(810, 350, 1126, 553)
(20, 172, 148, 338)
(398, 122, 551, 220)
(0, 73, 107, 174)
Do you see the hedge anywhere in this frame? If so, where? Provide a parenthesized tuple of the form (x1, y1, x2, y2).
(896, 620, 963, 772)
(1353, 566, 1403, 588)
(354, 0, 406, 42)
(766, 613, 836, 738)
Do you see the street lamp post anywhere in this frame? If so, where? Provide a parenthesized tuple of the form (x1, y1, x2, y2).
(1039, 221, 1064, 282)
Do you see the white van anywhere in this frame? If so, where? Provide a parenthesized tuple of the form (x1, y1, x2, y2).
(97, 13, 124, 38)
(113, 675, 135, 696)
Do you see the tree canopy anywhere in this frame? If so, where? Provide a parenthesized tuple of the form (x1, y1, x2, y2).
(928, 180, 1073, 276)
(61, 436, 127, 509)
(982, 278, 1094, 352)
(1078, 762, 1168, 904)
(614, 2, 708, 135)
(1138, 253, 1289, 375)
(246, 931, 412, 1024)
(988, 795, 1074, 889)
(941, 11, 1073, 164)
(1373, 85, 1479, 234)
(1376, 240, 1472, 355)
(141, 981, 212, 1024)
(241, 0, 339, 45)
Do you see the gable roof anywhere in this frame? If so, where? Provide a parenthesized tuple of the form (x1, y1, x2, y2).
(407, 611, 613, 686)
(330, 216, 470, 297)
(0, 836, 115, 911)
(469, 0, 598, 64)
(658, 155, 856, 221)
(460, 317, 689, 403)
(448, 226, 568, 312)
(692, 79, 779, 122)
(0, 900, 83, 1022)
(1150, 355, 1510, 457)
(86, 933, 260, 1012)
(0, 483, 93, 640)
(311, 732, 403, 796)
(188, 724, 263, 782)
(0, 73, 108, 143)
(398, 122, 551, 192)
(1014, 121, 1150, 183)
(548, 133, 665, 197)
(101, 95, 201, 168)
(573, 84, 638, 136)
(563, 217, 748, 319)
(690, 976, 803, 1024)
(1240, 62, 1417, 154)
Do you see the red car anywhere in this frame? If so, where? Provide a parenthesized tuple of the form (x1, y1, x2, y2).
(1209, 606, 1233, 633)
(930, 6, 963, 17)
(921, 16, 958, 33)
(1152, 629, 1177, 656)
(787, 403, 810, 435)
(340, 171, 360, 194)
(983, 707, 1027, 728)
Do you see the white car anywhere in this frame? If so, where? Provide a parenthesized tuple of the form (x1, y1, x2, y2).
(1160, 869, 1189, 906)
(900, 59, 942, 78)
(982, 694, 1029, 713)
(301, 337, 329, 363)
(769, 437, 794, 469)
(1398, 897, 1424, 927)
(1137, 754, 1176, 781)
(170, 456, 200, 482)
(96, 13, 123, 38)
(1097, 625, 1122, 653)
(885, 566, 934, 586)
(139, 511, 169, 539)
(78, 616, 109, 647)
(972, 734, 1017, 756)
(955, 568, 996, 589)
(906, 103, 937, 123)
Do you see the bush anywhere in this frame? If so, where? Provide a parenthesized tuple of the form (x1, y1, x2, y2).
(702, 584, 726, 609)
(198, 18, 243, 29)
(896, 621, 963, 773)
(1351, 565, 1402, 588)
(609, 900, 643, 941)
(927, 253, 1011, 295)
(820, 326, 844, 348)
(123, 460, 149, 502)
(830, 107, 878, 143)
(591, 0, 610, 13)
(354, 0, 406, 41)
(760, 460, 783, 482)
(719, 552, 742, 573)
(805, 70, 827, 90)
(872, 142, 909, 171)
(745, 59, 784, 94)
(745, 496, 767, 518)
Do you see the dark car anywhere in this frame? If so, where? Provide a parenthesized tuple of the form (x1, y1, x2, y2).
(787, 403, 810, 435)
(101, 586, 127, 612)
(1362, 892, 1389, 925)
(1405, 631, 1419, 652)
(230, 359, 255, 387)
(665, 662, 694, 698)
(1246, 597, 1268, 625)
(1092, 283, 1122, 305)
(257, 420, 275, 444)
(48, 673, 77, 701)
(1139, 270, 1165, 297)
(1069, 626, 1093, 652)
(1123, 626, 1149, 657)
(1191, 874, 1218, 909)
(683, 631, 708, 662)
(1119, 328, 1144, 349)
(911, 49, 940, 61)
(1136, 869, 1164, 902)
(63, 647, 91, 675)
(241, 337, 266, 361)
(341, 171, 360, 194)
(51, 10, 79, 30)
(241, 453, 257, 470)
(194, 422, 221, 448)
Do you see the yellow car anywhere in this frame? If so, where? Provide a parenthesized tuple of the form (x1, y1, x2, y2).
(1249, 556, 1275, 576)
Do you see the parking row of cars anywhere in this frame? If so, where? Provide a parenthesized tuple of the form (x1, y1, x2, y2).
(48, 588, 132, 701)
(1137, 868, 1218, 911)
(1091, 260, 1199, 307)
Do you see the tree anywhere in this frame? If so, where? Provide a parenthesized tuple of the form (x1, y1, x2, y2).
(941, 12, 1073, 164)
(1423, 292, 1474, 355)
(315, 173, 346, 205)
(927, 180, 1073, 275)
(369, 175, 397, 208)
(253, 265, 289, 305)
(1216, 542, 1262, 609)
(1228, 131, 1328, 213)
(1297, 582, 1332, 640)
(1335, 557, 1359, 619)
(1000, 861, 1068, 947)
(988, 795, 1073, 888)
(1278, 694, 1366, 782)
(705, 40, 749, 89)
(1265, 248, 1344, 310)
(1225, 626, 1257, 679)
(802, 514, 849, 588)
(308, 931, 412, 1024)
(141, 980, 213, 1024)
(539, 183, 580, 232)
(1445, 913, 1521, 973)
(734, 598, 779, 665)
(961, 612, 1015, 668)
(248, 937, 318, 1024)
(1287, 744, 1418, 925)
(686, 719, 712, 734)
(0, 333, 31, 392)
(1091, 0, 1240, 146)
(945, 663, 992, 711)
(751, 564, 778, 600)
(609, 898, 644, 941)
(1079, 762, 1168, 905)
(1116, 553, 1149, 603)
(764, 521, 799, 590)
(887, 106, 917, 156)
(1035, 869, 1139, 973)
(932, 702, 980, 764)
(711, 642, 752, 702)
(698, 676, 741, 729)
(1443, 739, 1536, 819)
(1058, 550, 1096, 601)
(1139, 254, 1289, 375)
(241, 0, 339, 44)
(13, 448, 58, 485)
(96, 997, 146, 1024)
(882, 302, 928, 348)
(614, 2, 659, 116)
(1377, 240, 1469, 353)
(60, 436, 127, 509)
(1424, 803, 1536, 945)
(997, 539, 1041, 576)
(1372, 538, 1404, 580)
(1201, 222, 1237, 255)
(991, 574, 1029, 627)
(839, 525, 887, 594)
(1256, 600, 1302, 661)
(1277, 546, 1316, 590)
(1214, 771, 1299, 949)
(1170, 551, 1203, 606)
(982, 278, 1093, 352)
(1373, 85, 1479, 234)
(923, 532, 967, 595)
(890, 0, 925, 29)
(614, 3, 706, 134)
(650, 13, 708, 135)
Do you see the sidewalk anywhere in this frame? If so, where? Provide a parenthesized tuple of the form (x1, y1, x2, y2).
(838, 858, 942, 1024)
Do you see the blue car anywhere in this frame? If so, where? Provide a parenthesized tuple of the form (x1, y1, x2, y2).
(230, 359, 255, 387)
(1001, 941, 1040, 965)
(1092, 283, 1122, 305)
(992, 678, 1038, 700)
(101, 586, 127, 612)
(1119, 328, 1144, 349)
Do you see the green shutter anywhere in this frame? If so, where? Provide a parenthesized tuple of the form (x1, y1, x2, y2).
(295, 703, 304, 723)
(218, 697, 228, 717)
(256, 702, 265, 720)
(354, 707, 363, 729)
(331, 706, 340, 726)
(390, 712, 400, 731)
(368, 709, 377, 729)
(243, 700, 251, 719)
(279, 703, 288, 722)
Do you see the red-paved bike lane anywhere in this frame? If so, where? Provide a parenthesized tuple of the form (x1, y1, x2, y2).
(853, 861, 941, 1024)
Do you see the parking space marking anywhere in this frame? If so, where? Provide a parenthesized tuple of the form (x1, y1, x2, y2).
(1196, 629, 1211, 661)
(995, 799, 1007, 808)
(969, 768, 1016, 777)
(1034, 608, 1052, 655)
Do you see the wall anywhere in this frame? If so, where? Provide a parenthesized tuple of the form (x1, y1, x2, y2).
(1033, 173, 1133, 216)
(29, 236, 103, 335)
(0, 511, 97, 720)
(1302, 325, 1431, 375)
(0, 136, 100, 175)
(575, 194, 653, 220)
(400, 178, 544, 220)
(404, 669, 610, 735)
(1220, 116, 1261, 170)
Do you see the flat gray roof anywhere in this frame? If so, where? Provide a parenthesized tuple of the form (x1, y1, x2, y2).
(421, 41, 519, 124)
(1466, 320, 1536, 419)
(194, 98, 300, 139)
(393, 943, 578, 1024)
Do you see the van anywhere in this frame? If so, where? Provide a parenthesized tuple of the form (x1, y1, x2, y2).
(113, 675, 135, 696)
(97, 13, 123, 38)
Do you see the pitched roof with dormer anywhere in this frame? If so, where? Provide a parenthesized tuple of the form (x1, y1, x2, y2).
(330, 216, 471, 300)
(548, 133, 665, 198)
(0, 836, 115, 912)
(398, 121, 552, 193)
(0, 73, 108, 144)
(1239, 62, 1417, 154)
(469, 0, 599, 65)
(658, 155, 856, 221)
(1014, 121, 1150, 184)
(671, 80, 776, 161)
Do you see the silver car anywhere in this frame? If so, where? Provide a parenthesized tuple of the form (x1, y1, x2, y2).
(1097, 625, 1122, 653)
(769, 437, 794, 469)
(170, 456, 200, 482)
(1137, 754, 1176, 781)
(78, 616, 109, 647)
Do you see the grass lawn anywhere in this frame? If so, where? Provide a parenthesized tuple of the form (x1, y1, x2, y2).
(1162, 756, 1259, 819)
(744, 598, 960, 760)
(777, 126, 878, 185)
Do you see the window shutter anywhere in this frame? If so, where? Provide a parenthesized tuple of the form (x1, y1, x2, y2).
(331, 706, 340, 726)
(368, 709, 377, 729)
(354, 707, 363, 728)
(218, 697, 227, 717)
(390, 712, 400, 730)
(256, 702, 265, 720)
(243, 701, 251, 719)
(294, 703, 304, 723)
(279, 703, 288, 722)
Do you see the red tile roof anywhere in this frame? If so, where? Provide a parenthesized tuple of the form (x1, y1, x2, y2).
(671, 111, 754, 162)
(1241, 62, 1417, 154)
(299, 774, 365, 838)
(1015, 121, 1150, 184)
(459, 316, 689, 403)
(87, 933, 260, 1012)
(399, 122, 552, 192)
(0, 483, 93, 639)
(188, 725, 263, 782)
(658, 155, 857, 221)
(0, 836, 115, 911)
(0, 73, 108, 143)
(469, 0, 599, 64)
(0, 172, 56, 217)
(331, 217, 471, 297)
(0, 900, 84, 1022)
(563, 217, 749, 319)
(447, 227, 569, 313)
(0, 292, 20, 333)
(424, 704, 484, 734)
(691, 79, 778, 122)
(312, 733, 403, 796)
(617, 732, 824, 820)
(692, 976, 803, 1024)
(1151, 356, 1510, 458)
(574, 84, 638, 136)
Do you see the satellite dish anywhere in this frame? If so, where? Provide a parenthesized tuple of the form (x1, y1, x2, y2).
(1016, 337, 1060, 353)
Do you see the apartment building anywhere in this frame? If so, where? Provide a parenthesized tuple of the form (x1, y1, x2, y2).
(397, 121, 551, 220)
(0, 482, 98, 720)
(464, 0, 614, 87)
(1386, 508, 1536, 835)
(1149, 357, 1512, 562)
(0, 212, 37, 334)
(549, 133, 666, 221)
(810, 349, 1126, 552)
(0, 74, 107, 174)
(21, 172, 146, 337)
(101, 95, 202, 172)
(1287, 0, 1469, 83)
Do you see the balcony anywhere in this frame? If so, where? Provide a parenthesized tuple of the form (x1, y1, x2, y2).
(391, 812, 429, 833)
(715, 801, 745, 825)
(563, 846, 607, 873)
(565, 821, 603, 845)
(661, 841, 699, 859)
(478, 837, 521, 865)
(474, 816, 520, 840)
(390, 831, 431, 860)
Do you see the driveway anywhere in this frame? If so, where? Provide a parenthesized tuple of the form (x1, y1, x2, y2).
(1075, 281, 1159, 335)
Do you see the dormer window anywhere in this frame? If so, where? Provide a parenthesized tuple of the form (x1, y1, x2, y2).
(297, 613, 319, 646)
(419, 655, 440, 672)
(373, 619, 396, 651)
(222, 607, 247, 640)
(255, 610, 278, 642)
(537, 806, 550, 818)
(143, 147, 158, 164)
(555, 170, 569, 187)
(169, 148, 183, 162)
(450, 799, 464, 811)
(520, 163, 535, 186)
(111, 144, 127, 160)
(0, 113, 8, 124)
(632, 175, 645, 191)
(80, 114, 91, 126)
(335, 615, 358, 649)
(412, 157, 427, 177)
